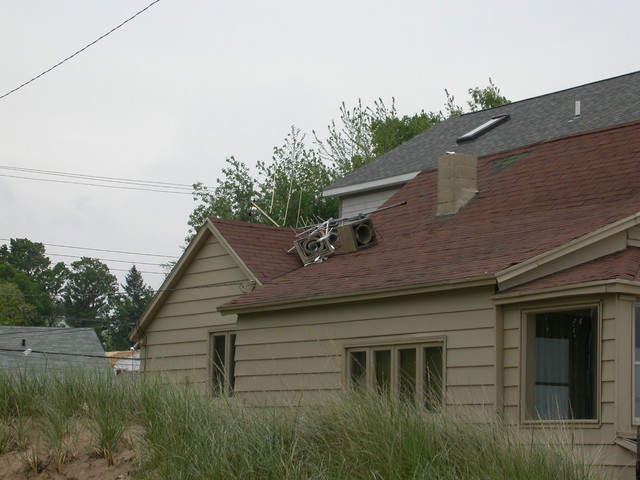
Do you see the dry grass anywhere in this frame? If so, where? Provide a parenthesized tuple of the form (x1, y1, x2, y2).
(0, 370, 601, 480)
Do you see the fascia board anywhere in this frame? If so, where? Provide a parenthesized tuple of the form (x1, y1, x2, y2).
(129, 224, 212, 340)
(206, 218, 262, 287)
(492, 279, 640, 305)
(130, 220, 262, 340)
(322, 171, 421, 198)
(219, 275, 495, 316)
(496, 212, 640, 289)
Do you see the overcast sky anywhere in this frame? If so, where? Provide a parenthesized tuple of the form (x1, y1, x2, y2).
(1, 0, 638, 289)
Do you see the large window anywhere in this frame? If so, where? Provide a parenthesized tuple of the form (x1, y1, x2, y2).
(346, 341, 443, 409)
(210, 331, 236, 395)
(524, 307, 598, 421)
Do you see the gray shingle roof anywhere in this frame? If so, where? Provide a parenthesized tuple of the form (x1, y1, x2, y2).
(0, 327, 108, 374)
(325, 71, 640, 193)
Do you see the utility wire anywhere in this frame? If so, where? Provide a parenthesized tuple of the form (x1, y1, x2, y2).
(47, 252, 165, 267)
(0, 280, 254, 298)
(0, 166, 199, 190)
(0, 314, 135, 329)
(0, 347, 140, 361)
(0, 238, 179, 259)
(110, 267, 165, 275)
(0, 0, 162, 101)
(0, 173, 193, 195)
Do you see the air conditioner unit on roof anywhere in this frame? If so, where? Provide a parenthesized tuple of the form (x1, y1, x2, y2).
(294, 232, 335, 266)
(337, 218, 377, 253)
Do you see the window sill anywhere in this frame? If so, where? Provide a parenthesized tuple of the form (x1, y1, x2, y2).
(520, 419, 601, 429)
(615, 436, 637, 453)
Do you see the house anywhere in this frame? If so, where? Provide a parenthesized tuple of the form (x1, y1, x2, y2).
(0, 326, 109, 374)
(324, 70, 640, 218)
(106, 350, 140, 374)
(134, 119, 640, 477)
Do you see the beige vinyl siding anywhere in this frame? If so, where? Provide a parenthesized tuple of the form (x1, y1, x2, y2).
(233, 286, 496, 408)
(339, 187, 402, 218)
(501, 294, 637, 479)
(141, 234, 247, 386)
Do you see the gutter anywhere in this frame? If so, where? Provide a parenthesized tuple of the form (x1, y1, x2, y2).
(219, 275, 496, 315)
(323, 171, 421, 198)
(492, 279, 640, 305)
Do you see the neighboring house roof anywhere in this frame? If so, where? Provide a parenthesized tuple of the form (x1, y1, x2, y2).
(324, 71, 640, 197)
(0, 327, 108, 373)
(220, 120, 640, 312)
(106, 350, 140, 372)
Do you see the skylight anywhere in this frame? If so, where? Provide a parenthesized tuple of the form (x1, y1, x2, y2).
(456, 114, 510, 144)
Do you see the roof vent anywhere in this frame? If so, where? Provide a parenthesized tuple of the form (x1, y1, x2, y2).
(456, 114, 510, 144)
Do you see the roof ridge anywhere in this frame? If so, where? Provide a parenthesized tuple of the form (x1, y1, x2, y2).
(459, 70, 640, 117)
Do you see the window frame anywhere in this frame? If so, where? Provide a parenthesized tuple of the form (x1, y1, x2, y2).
(633, 303, 640, 424)
(344, 335, 446, 408)
(520, 303, 601, 425)
(208, 328, 237, 396)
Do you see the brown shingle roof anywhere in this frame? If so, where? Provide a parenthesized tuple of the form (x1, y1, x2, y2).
(219, 120, 640, 311)
(211, 218, 300, 284)
(502, 247, 640, 293)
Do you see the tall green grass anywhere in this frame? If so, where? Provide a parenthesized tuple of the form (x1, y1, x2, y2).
(0, 370, 600, 479)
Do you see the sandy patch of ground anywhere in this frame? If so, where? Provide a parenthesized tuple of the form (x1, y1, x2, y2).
(0, 425, 139, 480)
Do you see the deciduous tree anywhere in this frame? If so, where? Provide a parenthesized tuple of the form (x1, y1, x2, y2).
(188, 81, 510, 236)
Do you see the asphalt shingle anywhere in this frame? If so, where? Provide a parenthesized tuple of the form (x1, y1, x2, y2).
(219, 120, 640, 311)
(326, 71, 640, 192)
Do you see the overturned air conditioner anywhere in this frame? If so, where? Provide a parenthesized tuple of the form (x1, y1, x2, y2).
(293, 231, 336, 266)
(337, 218, 377, 253)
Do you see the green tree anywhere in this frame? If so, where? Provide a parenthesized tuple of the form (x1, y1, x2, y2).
(188, 80, 510, 235)
(313, 99, 394, 177)
(0, 238, 68, 297)
(109, 265, 155, 350)
(370, 110, 443, 158)
(188, 156, 256, 241)
(253, 126, 337, 228)
(0, 264, 55, 325)
(0, 281, 37, 326)
(62, 257, 118, 346)
(466, 78, 509, 111)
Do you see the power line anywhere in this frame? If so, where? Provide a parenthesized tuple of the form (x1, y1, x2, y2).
(0, 280, 254, 298)
(0, 314, 135, 329)
(0, 0, 162, 101)
(47, 252, 165, 267)
(0, 347, 140, 361)
(0, 173, 194, 195)
(0, 238, 179, 259)
(0, 166, 198, 191)
(110, 267, 166, 275)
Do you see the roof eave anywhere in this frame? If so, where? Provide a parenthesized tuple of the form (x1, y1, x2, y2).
(496, 211, 640, 290)
(493, 278, 640, 305)
(219, 275, 496, 316)
(323, 171, 421, 198)
(129, 220, 262, 341)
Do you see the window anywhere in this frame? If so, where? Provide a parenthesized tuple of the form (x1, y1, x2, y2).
(346, 341, 443, 409)
(210, 331, 236, 395)
(524, 307, 598, 421)
(634, 304, 640, 422)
